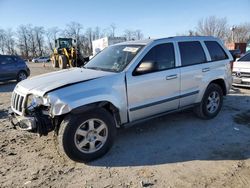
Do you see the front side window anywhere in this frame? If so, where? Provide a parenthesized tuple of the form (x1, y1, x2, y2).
(85, 45, 144, 72)
(205, 41, 228, 61)
(179, 41, 206, 66)
(134, 43, 175, 75)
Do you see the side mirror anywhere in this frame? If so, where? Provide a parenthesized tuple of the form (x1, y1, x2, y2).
(134, 61, 156, 75)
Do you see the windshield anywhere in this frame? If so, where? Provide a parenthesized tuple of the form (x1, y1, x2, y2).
(59, 40, 72, 48)
(238, 53, 250, 62)
(85, 44, 144, 72)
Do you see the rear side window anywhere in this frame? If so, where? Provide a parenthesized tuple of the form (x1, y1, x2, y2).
(179, 41, 206, 66)
(205, 41, 228, 61)
(0, 56, 14, 64)
(139, 43, 175, 73)
(238, 53, 250, 62)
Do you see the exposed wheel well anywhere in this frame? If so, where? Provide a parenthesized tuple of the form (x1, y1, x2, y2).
(54, 101, 121, 134)
(209, 79, 227, 95)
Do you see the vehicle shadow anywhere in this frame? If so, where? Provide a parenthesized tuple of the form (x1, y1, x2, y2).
(89, 94, 250, 167)
(0, 109, 8, 120)
(0, 81, 16, 93)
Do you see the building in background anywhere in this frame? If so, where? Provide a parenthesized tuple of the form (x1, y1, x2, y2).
(226, 42, 247, 54)
(92, 37, 126, 56)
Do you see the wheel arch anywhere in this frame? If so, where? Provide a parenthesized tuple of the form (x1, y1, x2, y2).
(71, 101, 121, 127)
(209, 78, 227, 95)
(16, 69, 28, 79)
(53, 101, 122, 134)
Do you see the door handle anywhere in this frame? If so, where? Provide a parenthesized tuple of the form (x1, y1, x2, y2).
(166, 74, 177, 80)
(202, 67, 210, 72)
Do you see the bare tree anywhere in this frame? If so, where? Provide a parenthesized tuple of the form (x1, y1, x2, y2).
(0, 29, 6, 54)
(27, 25, 37, 57)
(134, 30, 143, 40)
(5, 28, 16, 55)
(124, 29, 144, 40)
(85, 27, 93, 52)
(197, 16, 229, 40)
(110, 23, 116, 37)
(233, 23, 250, 43)
(93, 27, 101, 40)
(17, 25, 30, 58)
(102, 27, 112, 37)
(64, 22, 83, 42)
(34, 26, 45, 56)
(46, 27, 60, 51)
(124, 29, 134, 40)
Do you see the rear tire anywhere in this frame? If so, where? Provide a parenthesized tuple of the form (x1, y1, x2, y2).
(16, 71, 27, 82)
(59, 55, 68, 69)
(57, 108, 116, 162)
(51, 56, 59, 68)
(194, 83, 223, 119)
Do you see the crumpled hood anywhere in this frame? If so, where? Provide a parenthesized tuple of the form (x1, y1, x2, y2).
(16, 68, 115, 96)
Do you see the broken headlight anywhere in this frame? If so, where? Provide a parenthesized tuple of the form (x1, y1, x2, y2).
(26, 94, 48, 110)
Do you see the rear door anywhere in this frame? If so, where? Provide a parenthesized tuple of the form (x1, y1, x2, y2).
(126, 43, 180, 121)
(178, 41, 208, 107)
(204, 40, 234, 88)
(0, 56, 17, 80)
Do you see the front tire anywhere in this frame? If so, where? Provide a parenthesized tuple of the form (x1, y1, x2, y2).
(194, 83, 223, 119)
(57, 109, 116, 162)
(58, 55, 68, 69)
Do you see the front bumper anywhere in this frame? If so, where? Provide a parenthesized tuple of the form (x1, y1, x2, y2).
(232, 77, 250, 88)
(8, 108, 54, 136)
(9, 108, 36, 131)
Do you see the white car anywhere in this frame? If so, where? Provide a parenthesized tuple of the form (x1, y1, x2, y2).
(32, 56, 50, 63)
(9, 36, 233, 162)
(232, 52, 250, 87)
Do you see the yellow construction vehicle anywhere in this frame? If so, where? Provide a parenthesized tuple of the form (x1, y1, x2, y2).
(51, 38, 87, 69)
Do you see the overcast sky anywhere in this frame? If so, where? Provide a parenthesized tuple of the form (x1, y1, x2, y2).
(0, 0, 249, 38)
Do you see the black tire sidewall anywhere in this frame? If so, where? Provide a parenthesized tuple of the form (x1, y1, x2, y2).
(202, 84, 223, 119)
(59, 109, 116, 162)
(17, 71, 27, 82)
(52, 56, 58, 68)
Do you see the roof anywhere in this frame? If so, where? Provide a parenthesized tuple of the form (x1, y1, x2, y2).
(118, 36, 218, 46)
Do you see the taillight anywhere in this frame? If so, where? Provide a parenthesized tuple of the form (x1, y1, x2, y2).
(230, 60, 234, 71)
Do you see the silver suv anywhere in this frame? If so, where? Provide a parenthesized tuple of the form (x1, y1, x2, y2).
(9, 36, 233, 162)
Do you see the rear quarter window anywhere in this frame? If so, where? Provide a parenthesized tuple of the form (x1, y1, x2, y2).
(204, 41, 228, 61)
(178, 41, 206, 66)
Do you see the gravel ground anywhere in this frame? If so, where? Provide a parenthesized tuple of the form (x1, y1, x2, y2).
(0, 62, 250, 188)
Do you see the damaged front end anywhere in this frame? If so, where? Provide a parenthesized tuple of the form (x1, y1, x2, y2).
(9, 91, 55, 136)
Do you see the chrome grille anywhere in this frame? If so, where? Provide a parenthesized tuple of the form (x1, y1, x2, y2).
(233, 72, 250, 78)
(11, 91, 25, 114)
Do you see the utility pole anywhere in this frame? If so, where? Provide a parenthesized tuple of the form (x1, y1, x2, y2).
(230, 26, 236, 43)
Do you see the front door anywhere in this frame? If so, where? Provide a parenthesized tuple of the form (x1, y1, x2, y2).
(126, 43, 180, 121)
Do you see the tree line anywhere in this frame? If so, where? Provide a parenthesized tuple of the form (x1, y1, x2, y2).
(0, 22, 144, 58)
(184, 16, 250, 43)
(0, 16, 250, 58)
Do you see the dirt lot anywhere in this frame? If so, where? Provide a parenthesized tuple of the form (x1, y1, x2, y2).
(0, 63, 250, 188)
